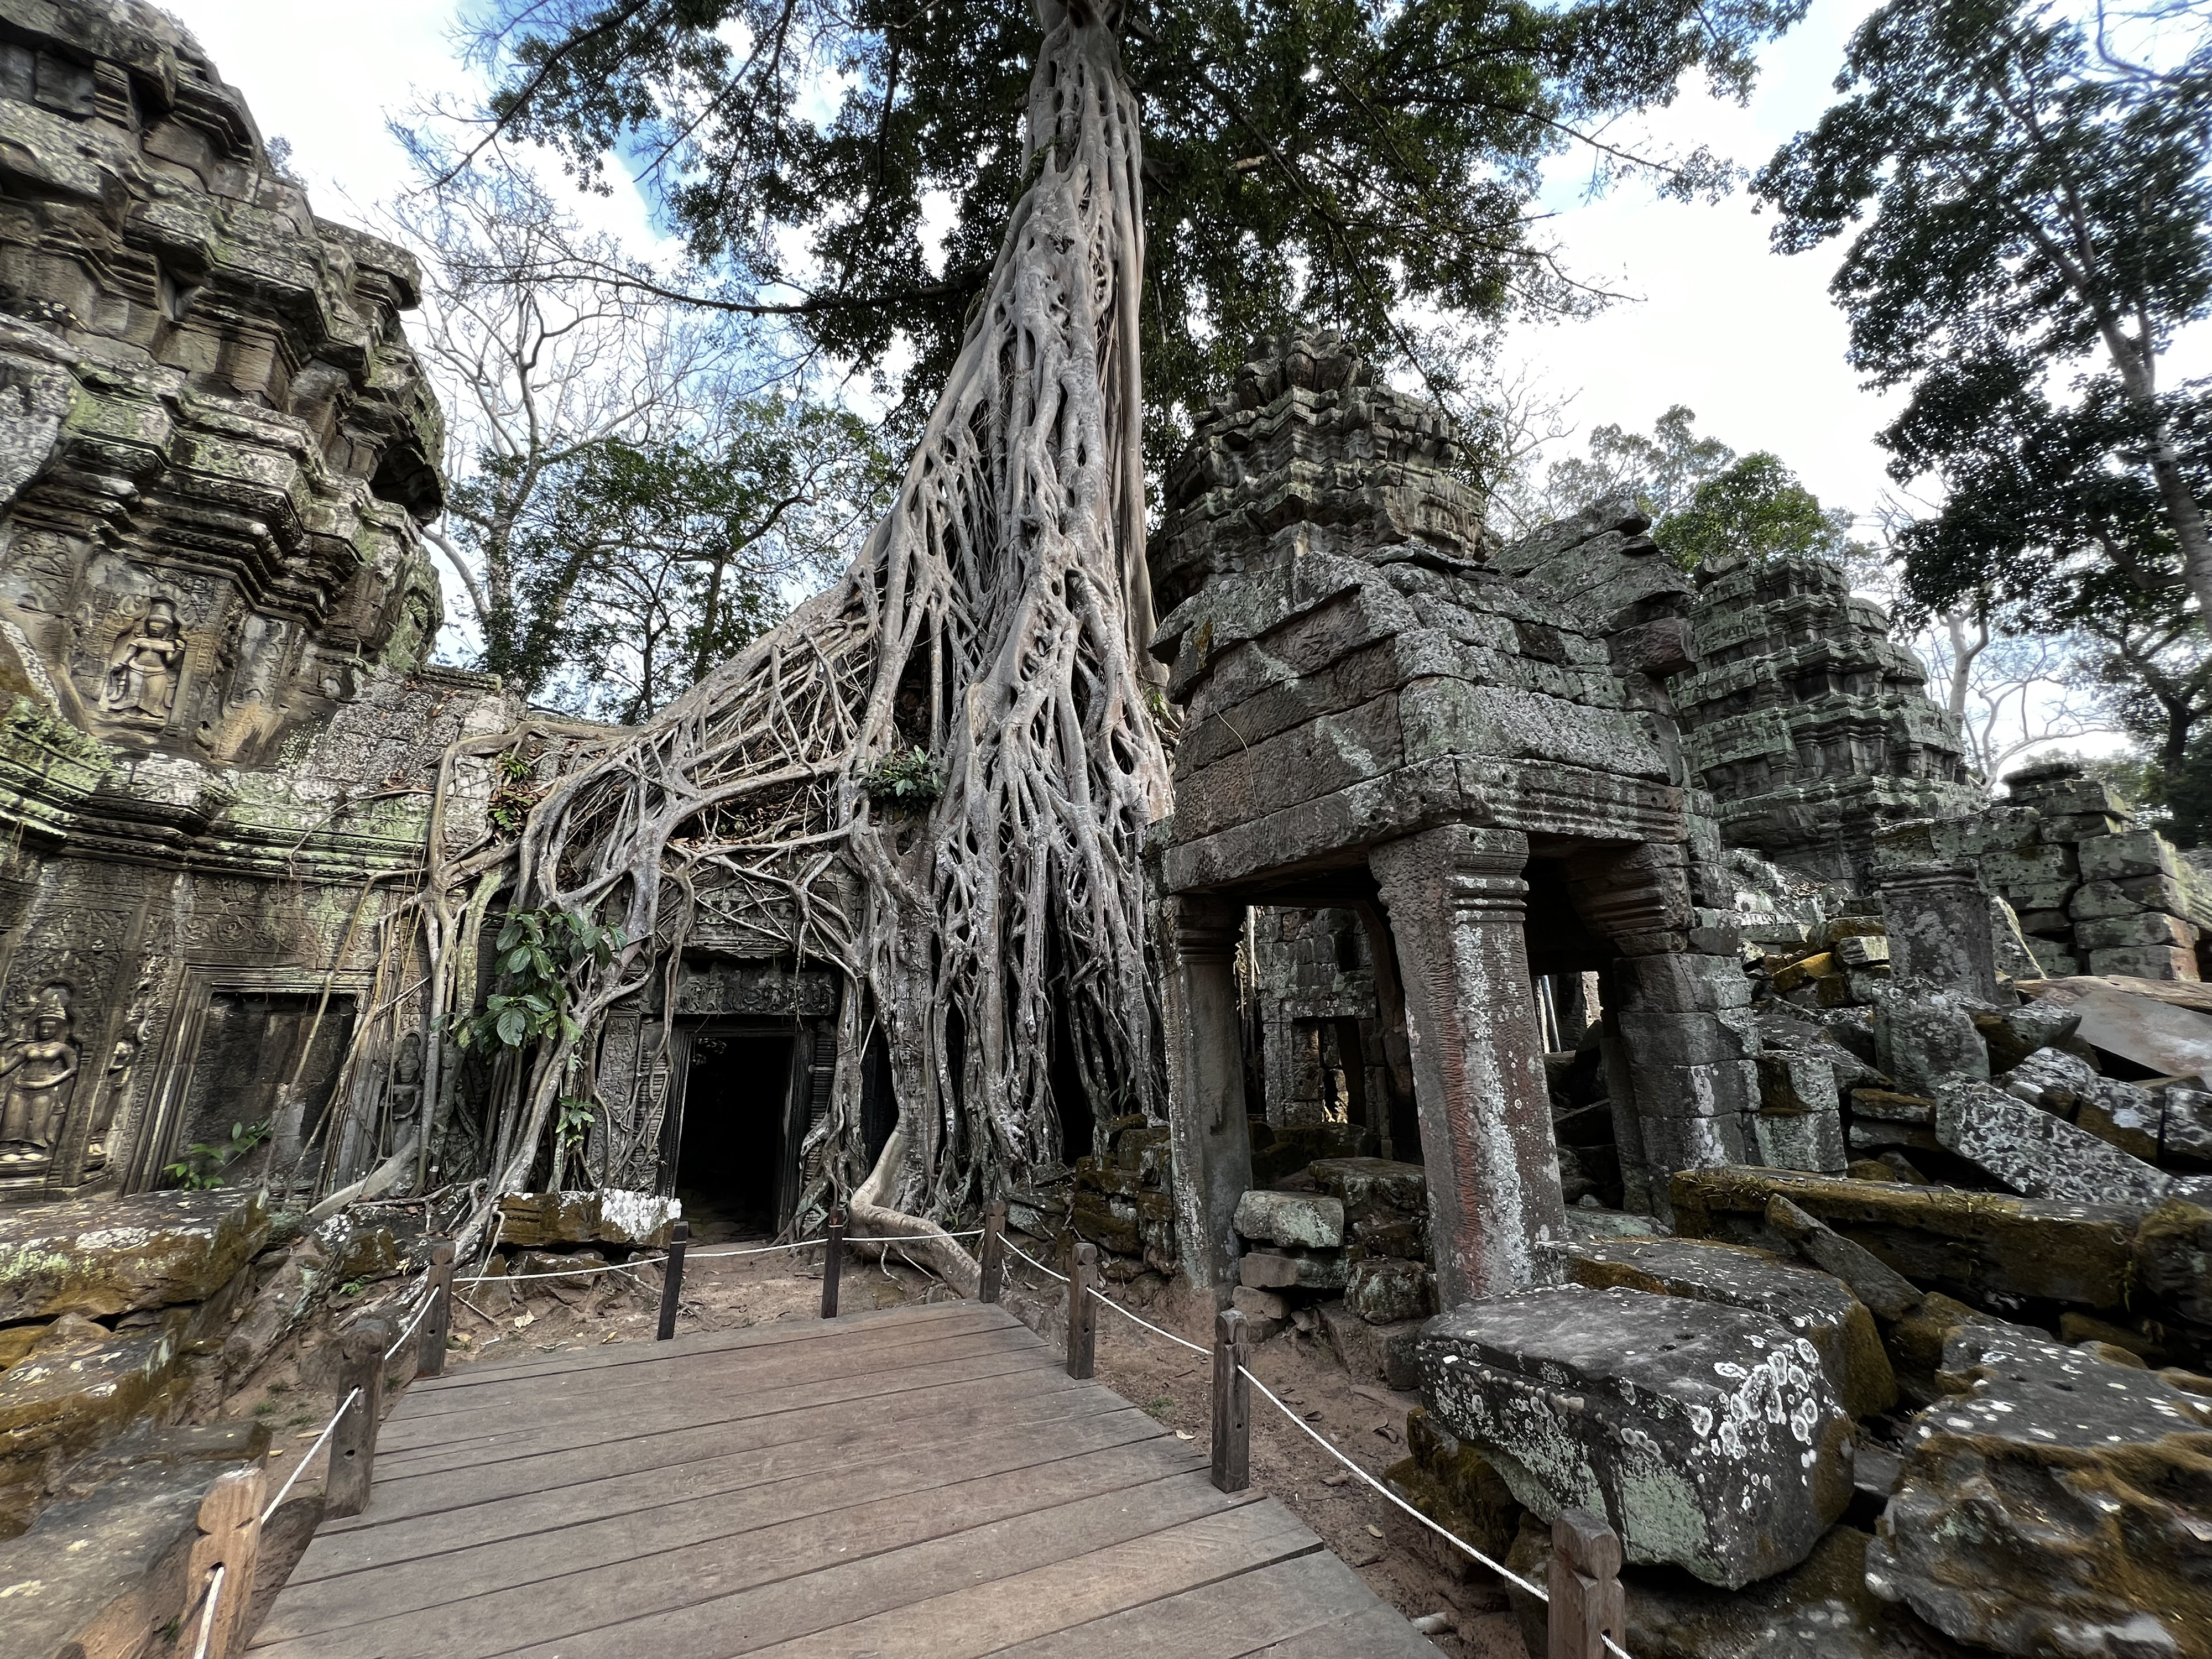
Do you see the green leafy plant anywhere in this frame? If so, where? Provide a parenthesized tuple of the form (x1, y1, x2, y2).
(452, 906, 624, 1053)
(486, 749, 538, 838)
(162, 1119, 271, 1190)
(859, 747, 944, 812)
(552, 1093, 598, 1185)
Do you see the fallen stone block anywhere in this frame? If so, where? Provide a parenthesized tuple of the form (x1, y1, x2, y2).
(0, 1190, 269, 1324)
(1762, 1194, 1922, 1324)
(1230, 1284, 1288, 1339)
(2032, 975, 2212, 1084)
(1344, 1256, 1432, 1324)
(1751, 1105, 1846, 1174)
(1834, 933, 1890, 968)
(1883, 1291, 2005, 1401)
(1998, 1045, 2163, 1160)
(1936, 1079, 2172, 1207)
(494, 1189, 682, 1249)
(1972, 1001, 2081, 1071)
(1238, 1248, 1349, 1291)
(1866, 1325, 2212, 1659)
(1381, 1406, 1523, 1590)
(1307, 1156, 1426, 1223)
(2165, 1086, 2212, 1160)
(2076, 909, 2196, 952)
(2135, 1197, 2212, 1331)
(1871, 989, 1990, 1098)
(1418, 1284, 1854, 1589)
(1233, 1189, 1344, 1249)
(1670, 1166, 2138, 1311)
(1318, 1299, 1422, 1385)
(0, 1321, 194, 1536)
(1560, 1233, 1896, 1417)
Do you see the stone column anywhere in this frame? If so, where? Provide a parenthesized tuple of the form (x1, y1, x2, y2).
(1369, 824, 1567, 1307)
(1161, 895, 1254, 1296)
(1879, 860, 2000, 1001)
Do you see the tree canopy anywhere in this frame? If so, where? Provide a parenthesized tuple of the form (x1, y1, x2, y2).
(449, 0, 1807, 469)
(1752, 0, 2212, 632)
(1654, 450, 1860, 568)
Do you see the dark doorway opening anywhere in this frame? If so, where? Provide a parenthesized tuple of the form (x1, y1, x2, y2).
(674, 1028, 795, 1241)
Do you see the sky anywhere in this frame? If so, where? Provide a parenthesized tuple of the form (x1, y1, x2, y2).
(166, 0, 1903, 513)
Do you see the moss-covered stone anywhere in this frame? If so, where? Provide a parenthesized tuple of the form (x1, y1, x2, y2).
(1671, 1166, 2137, 1311)
(0, 1320, 194, 1536)
(495, 1190, 680, 1249)
(2135, 1197, 2212, 1329)
(1381, 1406, 1523, 1587)
(0, 1189, 268, 1324)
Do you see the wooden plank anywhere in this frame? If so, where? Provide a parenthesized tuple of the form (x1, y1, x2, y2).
(291, 1396, 1158, 1587)
(984, 1548, 1428, 1658)
(387, 1314, 1032, 1431)
(364, 1346, 1075, 1488)
(1240, 1603, 1446, 1657)
(417, 1296, 990, 1391)
(252, 1467, 1252, 1659)
(264, 1418, 1197, 1639)
(735, 1500, 1321, 1659)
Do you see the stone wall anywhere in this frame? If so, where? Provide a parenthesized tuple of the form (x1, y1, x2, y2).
(0, 0, 515, 1204)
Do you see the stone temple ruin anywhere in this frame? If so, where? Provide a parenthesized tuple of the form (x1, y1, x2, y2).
(0, 7, 2209, 1657)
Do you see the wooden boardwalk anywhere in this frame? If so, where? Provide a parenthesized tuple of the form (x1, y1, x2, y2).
(251, 1298, 1441, 1658)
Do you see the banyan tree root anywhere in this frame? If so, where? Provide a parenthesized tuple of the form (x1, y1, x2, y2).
(430, 0, 1172, 1222)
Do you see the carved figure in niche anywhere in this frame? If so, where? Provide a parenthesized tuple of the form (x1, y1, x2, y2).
(84, 1030, 138, 1170)
(100, 598, 185, 722)
(0, 982, 78, 1169)
(384, 1030, 422, 1123)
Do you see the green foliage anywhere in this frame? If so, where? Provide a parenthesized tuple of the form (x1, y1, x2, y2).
(1654, 452, 1861, 570)
(487, 749, 537, 838)
(461, 0, 1806, 469)
(162, 1119, 271, 1191)
(1541, 405, 1738, 524)
(859, 748, 945, 812)
(452, 907, 625, 1055)
(1753, 0, 2212, 629)
(552, 1093, 598, 1185)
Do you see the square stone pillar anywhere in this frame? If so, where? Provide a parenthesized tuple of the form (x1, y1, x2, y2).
(1879, 860, 2000, 1002)
(1370, 825, 1567, 1307)
(1161, 895, 1254, 1295)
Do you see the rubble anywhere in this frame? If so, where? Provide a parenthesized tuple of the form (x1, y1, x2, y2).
(1417, 1283, 1855, 1589)
(1934, 1078, 2173, 1207)
(1867, 1324, 2212, 1658)
(0, 1190, 268, 1323)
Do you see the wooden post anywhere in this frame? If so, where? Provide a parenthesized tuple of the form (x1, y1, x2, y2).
(327, 1317, 388, 1520)
(978, 1201, 1007, 1304)
(656, 1219, 689, 1342)
(1211, 1307, 1250, 1493)
(186, 1464, 264, 1659)
(1548, 1507, 1626, 1659)
(419, 1240, 455, 1378)
(820, 1207, 846, 1319)
(1067, 1241, 1098, 1379)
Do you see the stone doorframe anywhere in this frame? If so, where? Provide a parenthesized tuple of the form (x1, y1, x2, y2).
(1166, 825, 1742, 1310)
(130, 966, 376, 1193)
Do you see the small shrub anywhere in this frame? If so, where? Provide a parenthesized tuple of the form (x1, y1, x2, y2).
(860, 747, 944, 811)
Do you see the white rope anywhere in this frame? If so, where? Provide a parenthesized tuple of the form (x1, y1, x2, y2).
(1238, 1363, 1556, 1606)
(1001, 1236, 1069, 1284)
(1084, 1284, 1208, 1357)
(459, 1256, 664, 1285)
(189, 1562, 226, 1659)
(459, 1228, 987, 1281)
(844, 1229, 986, 1244)
(260, 1388, 358, 1522)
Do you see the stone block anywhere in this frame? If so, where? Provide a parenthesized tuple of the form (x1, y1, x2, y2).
(1345, 1255, 1433, 1324)
(1239, 1248, 1349, 1291)
(1307, 1156, 1426, 1223)
(1866, 1326, 2212, 1659)
(2085, 943, 2201, 979)
(1752, 1106, 1847, 1174)
(1381, 1407, 1524, 1586)
(1318, 1300, 1423, 1385)
(1757, 1053, 1839, 1115)
(2075, 909, 2196, 952)
(1233, 1189, 1344, 1249)
(1070, 1191, 1141, 1255)
(0, 1321, 194, 1535)
(1613, 952, 1755, 1014)
(0, 1190, 269, 1324)
(1871, 990, 1989, 1099)
(1615, 1008, 1757, 1067)
(2077, 828, 2180, 883)
(1770, 952, 1835, 994)
(1833, 934, 1889, 968)
(2134, 1198, 2212, 1329)
(2167, 1086, 2212, 1160)
(1972, 1001, 2080, 1071)
(1350, 1215, 1427, 1259)
(1670, 1166, 2139, 1311)
(1560, 1234, 1897, 1417)
(495, 1189, 682, 1249)
(1418, 1284, 1854, 1588)
(2026, 940, 2081, 977)
(1230, 1284, 1288, 1322)
(1997, 1045, 2162, 1165)
(1764, 1194, 1923, 1324)
(1937, 1079, 2172, 1208)
(2070, 873, 2193, 920)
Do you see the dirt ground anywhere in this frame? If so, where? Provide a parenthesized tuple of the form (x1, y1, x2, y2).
(226, 1230, 1530, 1657)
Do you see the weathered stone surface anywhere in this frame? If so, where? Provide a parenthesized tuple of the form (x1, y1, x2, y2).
(2135, 1198, 2212, 1330)
(1937, 1079, 2172, 1207)
(1233, 1189, 1345, 1250)
(1418, 1284, 1855, 1588)
(0, 1189, 267, 1323)
(1561, 1233, 1896, 1418)
(1672, 1166, 2138, 1311)
(1974, 1001, 2081, 1072)
(1506, 1521, 1973, 1659)
(1381, 1406, 1524, 1587)
(2166, 1086, 2212, 1160)
(496, 1190, 682, 1249)
(0, 1319, 192, 1535)
(1763, 1195, 1922, 1323)
(1997, 1046, 2162, 1161)
(1229, 1284, 1288, 1338)
(1307, 1157, 1426, 1223)
(1344, 1255, 1432, 1324)
(1239, 1248, 1349, 1291)
(1871, 990, 1990, 1099)
(1867, 1325, 2212, 1659)
(1318, 1299, 1422, 1385)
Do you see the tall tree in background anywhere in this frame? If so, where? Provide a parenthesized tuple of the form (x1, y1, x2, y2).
(444, 0, 1807, 469)
(394, 160, 890, 714)
(1486, 402, 1736, 532)
(1754, 0, 2212, 630)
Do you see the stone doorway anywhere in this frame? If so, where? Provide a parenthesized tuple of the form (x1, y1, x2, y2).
(667, 1025, 802, 1241)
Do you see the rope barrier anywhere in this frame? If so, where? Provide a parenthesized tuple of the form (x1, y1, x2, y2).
(260, 1389, 358, 1523)
(382, 1293, 437, 1363)
(1083, 1284, 1208, 1357)
(189, 1562, 226, 1659)
(1001, 1236, 1069, 1284)
(458, 1228, 988, 1282)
